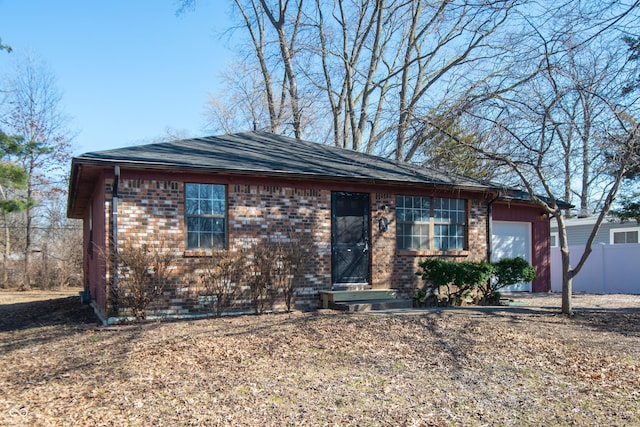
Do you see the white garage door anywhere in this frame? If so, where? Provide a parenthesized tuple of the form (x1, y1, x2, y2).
(492, 221, 532, 292)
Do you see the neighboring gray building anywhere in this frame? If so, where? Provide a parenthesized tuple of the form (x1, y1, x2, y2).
(550, 215, 640, 294)
(550, 215, 640, 247)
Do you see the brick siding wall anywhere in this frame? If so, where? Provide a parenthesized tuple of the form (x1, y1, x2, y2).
(100, 173, 491, 317)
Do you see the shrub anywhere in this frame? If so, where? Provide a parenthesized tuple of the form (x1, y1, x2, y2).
(111, 240, 176, 320)
(478, 257, 537, 305)
(417, 258, 492, 306)
(248, 240, 275, 314)
(271, 237, 311, 312)
(417, 257, 537, 307)
(454, 261, 494, 304)
(199, 249, 245, 317)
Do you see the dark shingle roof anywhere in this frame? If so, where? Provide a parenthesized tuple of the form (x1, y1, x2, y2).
(69, 131, 531, 218)
(73, 131, 500, 189)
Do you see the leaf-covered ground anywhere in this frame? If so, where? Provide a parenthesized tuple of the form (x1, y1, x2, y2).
(1, 290, 639, 426)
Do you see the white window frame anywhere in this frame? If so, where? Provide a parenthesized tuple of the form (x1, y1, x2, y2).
(550, 232, 559, 248)
(609, 227, 640, 245)
(185, 183, 227, 250)
(396, 195, 467, 251)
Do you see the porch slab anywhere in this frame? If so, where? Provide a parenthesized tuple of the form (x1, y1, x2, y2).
(319, 289, 398, 309)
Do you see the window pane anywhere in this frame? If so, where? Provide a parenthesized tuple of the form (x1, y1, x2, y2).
(200, 233, 213, 248)
(396, 196, 430, 250)
(212, 233, 224, 249)
(185, 183, 227, 249)
(199, 199, 212, 215)
(185, 199, 198, 215)
(419, 233, 429, 249)
(212, 185, 225, 200)
(185, 183, 198, 199)
(187, 231, 199, 248)
(613, 232, 625, 244)
(212, 200, 225, 215)
(418, 204, 429, 221)
(628, 231, 639, 244)
(199, 218, 213, 232)
(212, 218, 224, 233)
(200, 184, 213, 199)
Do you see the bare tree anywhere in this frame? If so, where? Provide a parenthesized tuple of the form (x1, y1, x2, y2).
(447, 0, 640, 314)
(187, 1, 520, 156)
(205, 61, 279, 133)
(0, 53, 73, 288)
(307, 0, 392, 151)
(33, 192, 83, 290)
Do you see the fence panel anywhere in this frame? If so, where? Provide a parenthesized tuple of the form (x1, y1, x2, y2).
(551, 244, 640, 294)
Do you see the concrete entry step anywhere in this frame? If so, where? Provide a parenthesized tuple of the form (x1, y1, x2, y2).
(319, 289, 398, 309)
(318, 289, 410, 311)
(330, 298, 413, 312)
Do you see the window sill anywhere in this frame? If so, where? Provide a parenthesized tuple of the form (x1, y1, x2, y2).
(397, 249, 469, 258)
(184, 249, 217, 257)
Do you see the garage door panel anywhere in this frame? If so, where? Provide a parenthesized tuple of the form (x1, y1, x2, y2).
(492, 221, 532, 292)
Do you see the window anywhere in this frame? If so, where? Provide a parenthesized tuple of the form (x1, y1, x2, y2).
(396, 195, 467, 250)
(550, 232, 558, 248)
(610, 227, 640, 244)
(185, 183, 226, 249)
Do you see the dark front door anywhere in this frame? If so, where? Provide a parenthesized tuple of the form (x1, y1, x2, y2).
(332, 192, 370, 285)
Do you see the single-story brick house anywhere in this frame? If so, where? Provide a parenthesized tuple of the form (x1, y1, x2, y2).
(67, 131, 553, 321)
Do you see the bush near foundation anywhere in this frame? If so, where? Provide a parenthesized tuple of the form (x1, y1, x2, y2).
(199, 249, 245, 317)
(416, 257, 536, 306)
(111, 240, 177, 320)
(481, 257, 537, 304)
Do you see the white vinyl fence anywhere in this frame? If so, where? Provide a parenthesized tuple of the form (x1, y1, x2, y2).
(551, 244, 640, 294)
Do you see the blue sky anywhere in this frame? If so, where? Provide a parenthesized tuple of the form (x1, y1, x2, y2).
(0, 0, 234, 154)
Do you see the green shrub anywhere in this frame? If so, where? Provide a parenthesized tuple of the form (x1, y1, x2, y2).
(416, 258, 492, 306)
(416, 257, 535, 306)
(478, 257, 536, 305)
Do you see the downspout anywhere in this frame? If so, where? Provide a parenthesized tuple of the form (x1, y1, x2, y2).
(111, 165, 120, 314)
(486, 192, 502, 263)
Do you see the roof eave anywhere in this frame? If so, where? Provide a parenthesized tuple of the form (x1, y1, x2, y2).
(69, 156, 499, 193)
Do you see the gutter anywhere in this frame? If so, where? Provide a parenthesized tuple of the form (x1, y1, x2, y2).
(111, 164, 120, 314)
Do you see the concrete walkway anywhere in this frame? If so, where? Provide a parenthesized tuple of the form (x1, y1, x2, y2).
(365, 292, 640, 315)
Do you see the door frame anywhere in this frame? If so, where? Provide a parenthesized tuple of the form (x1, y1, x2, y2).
(331, 191, 371, 287)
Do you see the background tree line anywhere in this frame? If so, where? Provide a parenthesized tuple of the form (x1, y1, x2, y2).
(0, 49, 80, 290)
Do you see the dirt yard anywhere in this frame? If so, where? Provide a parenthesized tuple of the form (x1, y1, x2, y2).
(1, 289, 639, 426)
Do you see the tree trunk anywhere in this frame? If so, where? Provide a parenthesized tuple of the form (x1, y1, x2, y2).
(2, 211, 8, 287)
